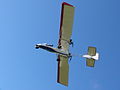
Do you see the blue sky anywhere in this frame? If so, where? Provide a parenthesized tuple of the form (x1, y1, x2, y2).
(0, 0, 120, 90)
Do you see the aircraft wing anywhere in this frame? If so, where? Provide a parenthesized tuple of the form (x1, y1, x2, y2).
(57, 55, 69, 86)
(58, 2, 75, 51)
(86, 47, 96, 67)
(57, 2, 75, 86)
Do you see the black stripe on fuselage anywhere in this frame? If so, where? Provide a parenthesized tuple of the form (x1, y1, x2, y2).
(39, 45, 69, 57)
(39, 45, 57, 53)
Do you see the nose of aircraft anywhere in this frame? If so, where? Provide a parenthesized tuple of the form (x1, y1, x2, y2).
(35, 44, 40, 49)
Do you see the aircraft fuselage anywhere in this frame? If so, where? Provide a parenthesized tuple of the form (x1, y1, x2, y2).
(35, 43, 70, 57)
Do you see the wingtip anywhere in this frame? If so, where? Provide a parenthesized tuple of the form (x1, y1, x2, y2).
(57, 81, 68, 87)
(62, 2, 74, 7)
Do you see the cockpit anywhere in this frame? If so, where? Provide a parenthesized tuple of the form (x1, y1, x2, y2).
(35, 43, 53, 49)
(42, 43, 53, 47)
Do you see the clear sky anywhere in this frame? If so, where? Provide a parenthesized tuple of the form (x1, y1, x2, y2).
(0, 0, 120, 90)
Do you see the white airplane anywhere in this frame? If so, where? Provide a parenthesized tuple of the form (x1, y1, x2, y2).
(35, 43, 72, 58)
(35, 2, 99, 86)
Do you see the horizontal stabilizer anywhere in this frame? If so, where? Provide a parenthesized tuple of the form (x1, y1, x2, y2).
(83, 46, 99, 67)
(86, 58, 95, 67)
(88, 47, 96, 56)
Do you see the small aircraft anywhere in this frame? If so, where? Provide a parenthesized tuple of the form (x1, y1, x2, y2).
(35, 2, 99, 86)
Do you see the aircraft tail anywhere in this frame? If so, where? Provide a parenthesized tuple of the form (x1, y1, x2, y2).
(92, 53, 99, 60)
(70, 47, 99, 67)
(83, 47, 99, 67)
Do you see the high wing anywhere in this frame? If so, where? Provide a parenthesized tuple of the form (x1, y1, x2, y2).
(86, 47, 96, 67)
(58, 2, 75, 51)
(57, 2, 75, 86)
(57, 55, 69, 86)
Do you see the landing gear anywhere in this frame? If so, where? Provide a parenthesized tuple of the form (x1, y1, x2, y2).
(69, 39, 74, 47)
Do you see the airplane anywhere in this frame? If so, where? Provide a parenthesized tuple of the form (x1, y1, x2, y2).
(35, 2, 99, 86)
(35, 43, 72, 58)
